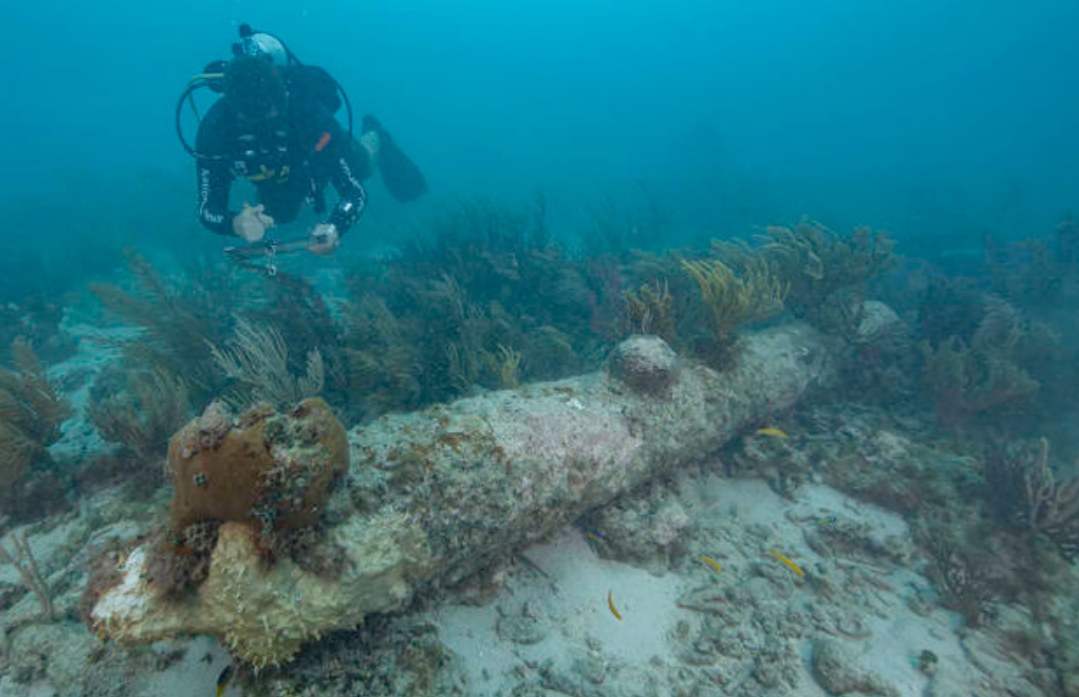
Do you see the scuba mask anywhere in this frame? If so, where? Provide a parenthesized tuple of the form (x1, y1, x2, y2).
(224, 55, 289, 125)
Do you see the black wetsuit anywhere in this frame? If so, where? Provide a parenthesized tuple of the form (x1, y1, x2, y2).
(195, 84, 368, 238)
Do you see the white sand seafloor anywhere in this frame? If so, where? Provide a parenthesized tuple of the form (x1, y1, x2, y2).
(429, 477, 982, 697)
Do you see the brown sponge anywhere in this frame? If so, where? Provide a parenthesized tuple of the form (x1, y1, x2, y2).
(167, 398, 348, 536)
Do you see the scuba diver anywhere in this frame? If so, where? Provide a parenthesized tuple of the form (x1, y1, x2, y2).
(179, 25, 426, 258)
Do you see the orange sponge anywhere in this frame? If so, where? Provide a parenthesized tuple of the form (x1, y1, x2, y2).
(167, 398, 348, 535)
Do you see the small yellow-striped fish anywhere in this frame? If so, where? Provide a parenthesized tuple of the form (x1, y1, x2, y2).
(755, 427, 789, 439)
(768, 547, 804, 577)
(698, 556, 723, 574)
(607, 590, 623, 621)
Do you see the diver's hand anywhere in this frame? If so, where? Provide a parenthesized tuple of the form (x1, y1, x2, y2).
(308, 223, 340, 256)
(233, 204, 275, 242)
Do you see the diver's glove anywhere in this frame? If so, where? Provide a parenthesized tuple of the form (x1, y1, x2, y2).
(307, 223, 340, 256)
(233, 203, 275, 242)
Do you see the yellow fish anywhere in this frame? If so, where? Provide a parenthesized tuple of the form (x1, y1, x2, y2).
(768, 547, 804, 577)
(216, 665, 234, 697)
(755, 427, 789, 439)
(607, 590, 623, 621)
(698, 556, 723, 574)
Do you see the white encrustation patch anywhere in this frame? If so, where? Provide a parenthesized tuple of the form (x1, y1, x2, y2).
(91, 546, 151, 623)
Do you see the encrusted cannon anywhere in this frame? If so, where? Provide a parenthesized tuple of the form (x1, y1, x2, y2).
(85, 324, 835, 667)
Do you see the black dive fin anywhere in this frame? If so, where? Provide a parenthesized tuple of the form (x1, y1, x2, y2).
(364, 115, 427, 203)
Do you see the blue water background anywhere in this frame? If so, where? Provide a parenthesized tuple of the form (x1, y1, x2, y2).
(1, 0, 1077, 260)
